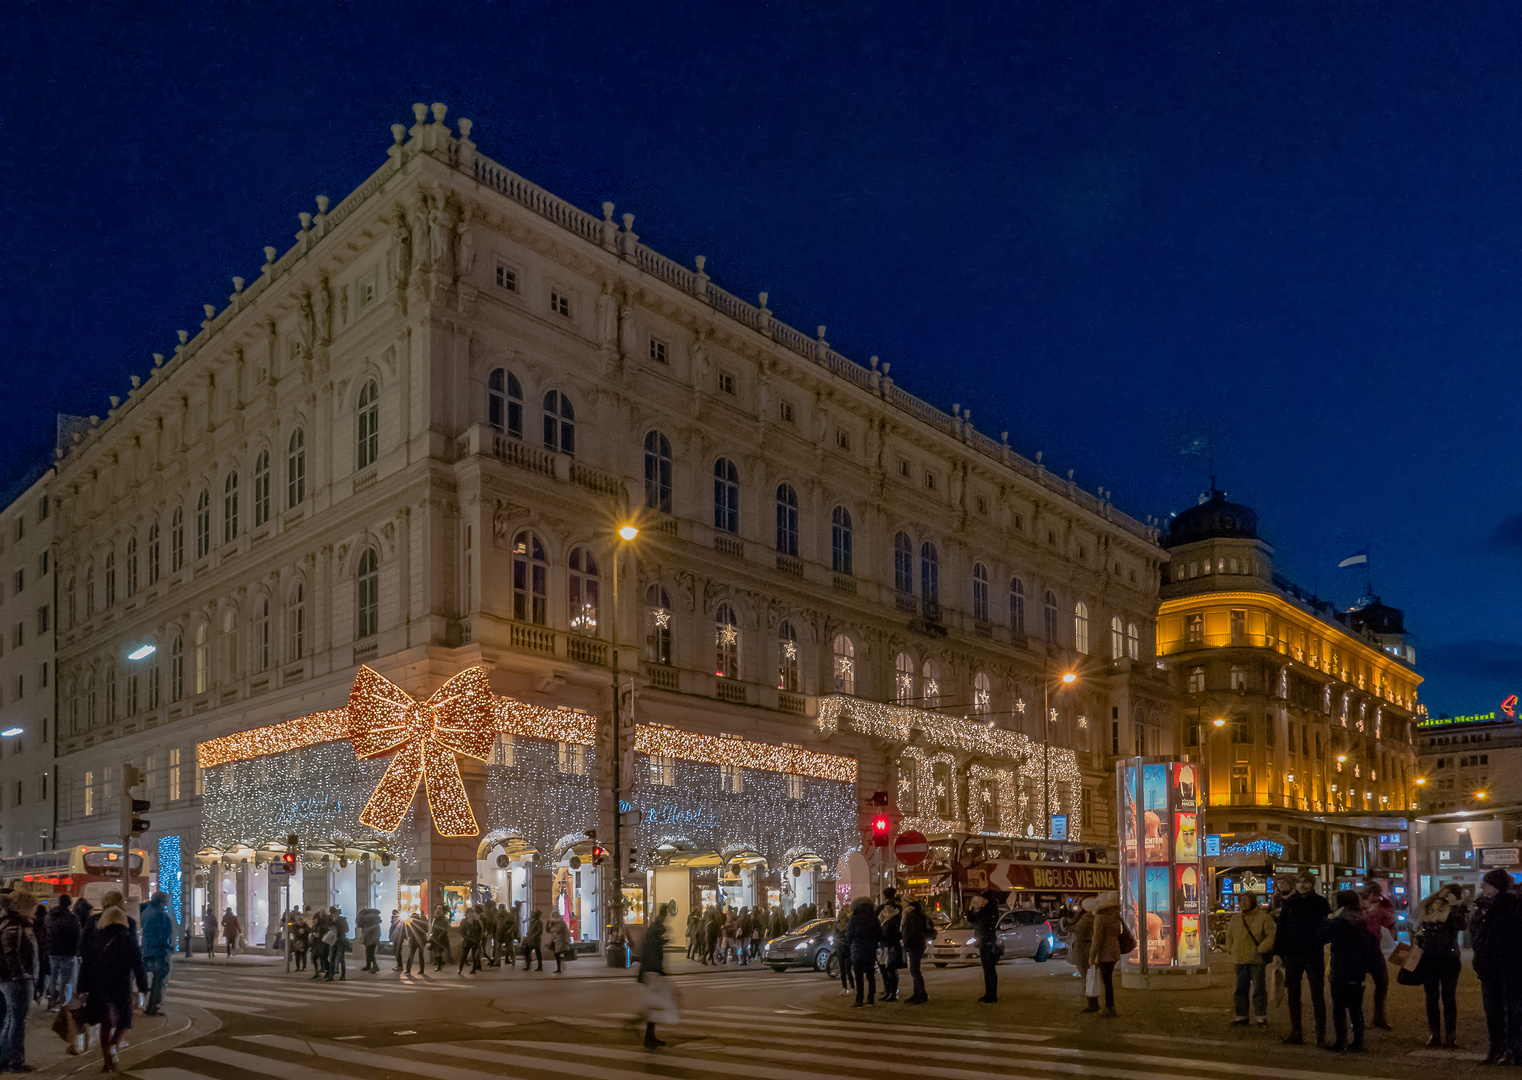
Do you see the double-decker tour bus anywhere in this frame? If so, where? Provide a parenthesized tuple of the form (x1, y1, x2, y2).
(0, 846, 150, 911)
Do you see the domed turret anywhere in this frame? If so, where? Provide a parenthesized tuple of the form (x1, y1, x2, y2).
(1164, 490, 1258, 550)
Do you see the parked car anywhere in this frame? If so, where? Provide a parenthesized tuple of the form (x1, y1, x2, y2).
(762, 919, 839, 972)
(930, 907, 1054, 966)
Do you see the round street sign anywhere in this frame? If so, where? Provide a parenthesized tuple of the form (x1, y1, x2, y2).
(895, 830, 929, 867)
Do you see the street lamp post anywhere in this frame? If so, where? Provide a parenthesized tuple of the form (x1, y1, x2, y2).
(608, 524, 638, 961)
(1041, 663, 1077, 839)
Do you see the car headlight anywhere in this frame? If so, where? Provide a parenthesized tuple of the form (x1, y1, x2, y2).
(796, 941, 812, 951)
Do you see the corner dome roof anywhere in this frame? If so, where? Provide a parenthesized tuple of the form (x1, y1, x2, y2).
(1164, 490, 1258, 549)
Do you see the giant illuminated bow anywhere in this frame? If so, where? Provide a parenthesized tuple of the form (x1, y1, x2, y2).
(350, 665, 497, 837)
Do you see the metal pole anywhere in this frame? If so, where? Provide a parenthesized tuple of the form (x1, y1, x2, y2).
(1043, 678, 1050, 839)
(609, 545, 622, 953)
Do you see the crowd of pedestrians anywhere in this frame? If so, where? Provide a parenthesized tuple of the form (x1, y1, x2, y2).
(684, 903, 780, 965)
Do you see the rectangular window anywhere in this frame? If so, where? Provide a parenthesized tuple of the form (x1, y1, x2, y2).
(898, 459, 910, 478)
(359, 277, 376, 306)
(1230, 609, 1246, 641)
(720, 763, 744, 794)
(35, 606, 47, 634)
(549, 291, 570, 317)
(38, 552, 47, 577)
(168, 748, 182, 801)
(495, 263, 517, 292)
(923, 472, 936, 490)
(975, 494, 988, 514)
(12, 569, 21, 595)
(492, 733, 515, 767)
(648, 754, 676, 787)
(787, 771, 803, 800)
(779, 401, 794, 423)
(835, 429, 850, 450)
(37, 497, 47, 522)
(556, 741, 585, 775)
(1231, 762, 1250, 795)
(648, 338, 667, 364)
(39, 661, 47, 689)
(717, 371, 735, 395)
(83, 770, 93, 816)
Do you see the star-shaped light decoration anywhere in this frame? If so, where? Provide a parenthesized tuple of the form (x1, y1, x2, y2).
(1014, 698, 1026, 714)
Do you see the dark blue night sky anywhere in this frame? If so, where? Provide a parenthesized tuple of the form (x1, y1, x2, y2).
(5, 3, 1518, 716)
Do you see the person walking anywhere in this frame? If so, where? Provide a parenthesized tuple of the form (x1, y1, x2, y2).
(32, 900, 48, 1006)
(1473, 868, 1522, 1066)
(1226, 893, 1274, 1026)
(458, 907, 481, 975)
(325, 905, 349, 981)
(845, 896, 882, 1007)
(356, 907, 382, 973)
(0, 892, 39, 1072)
(429, 910, 451, 971)
(220, 907, 240, 958)
(637, 905, 675, 1049)
(78, 904, 146, 1074)
(1070, 898, 1097, 1012)
(685, 909, 700, 960)
(522, 909, 544, 971)
(876, 888, 904, 1002)
(388, 910, 404, 971)
(44, 895, 81, 1009)
(201, 904, 217, 959)
(140, 891, 174, 1017)
(498, 904, 519, 970)
(546, 910, 571, 974)
(404, 909, 429, 975)
(1319, 888, 1380, 1052)
(1414, 882, 1467, 1049)
(1271, 871, 1331, 1046)
(480, 904, 498, 967)
(971, 888, 1002, 1005)
(835, 905, 854, 995)
(1360, 881, 1395, 1030)
(1089, 891, 1125, 1016)
(901, 897, 931, 1004)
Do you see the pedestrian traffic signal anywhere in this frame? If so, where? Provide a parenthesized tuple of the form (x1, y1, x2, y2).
(120, 763, 149, 837)
(872, 814, 891, 847)
(591, 845, 608, 866)
(620, 846, 640, 876)
(281, 850, 297, 874)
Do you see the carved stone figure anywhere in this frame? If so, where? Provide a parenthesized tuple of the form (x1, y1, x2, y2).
(455, 204, 476, 277)
(429, 197, 453, 276)
(315, 274, 333, 344)
(491, 499, 513, 546)
(388, 209, 412, 286)
(297, 291, 315, 355)
(410, 195, 431, 271)
(597, 283, 616, 347)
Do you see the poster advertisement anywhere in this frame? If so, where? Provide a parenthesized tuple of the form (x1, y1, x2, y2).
(1176, 864, 1200, 911)
(1122, 765, 1139, 863)
(1173, 763, 1198, 810)
(1175, 812, 1198, 860)
(1145, 865, 1173, 964)
(1177, 913, 1202, 967)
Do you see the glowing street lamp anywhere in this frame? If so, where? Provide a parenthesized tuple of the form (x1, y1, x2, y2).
(608, 521, 640, 959)
(127, 644, 156, 661)
(0, 728, 21, 738)
(1212, 717, 1227, 728)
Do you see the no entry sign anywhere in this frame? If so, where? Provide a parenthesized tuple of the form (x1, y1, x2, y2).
(895, 831, 929, 866)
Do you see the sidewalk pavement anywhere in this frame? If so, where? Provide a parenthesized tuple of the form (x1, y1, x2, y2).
(25, 993, 220, 1079)
(172, 947, 776, 979)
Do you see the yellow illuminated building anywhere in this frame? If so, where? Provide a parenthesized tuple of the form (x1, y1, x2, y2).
(1159, 491, 1420, 878)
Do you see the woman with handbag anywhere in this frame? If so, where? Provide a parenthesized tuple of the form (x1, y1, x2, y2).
(1089, 891, 1130, 1017)
(1226, 894, 1275, 1026)
(545, 911, 571, 974)
(1414, 883, 1467, 1048)
(1069, 899, 1097, 1012)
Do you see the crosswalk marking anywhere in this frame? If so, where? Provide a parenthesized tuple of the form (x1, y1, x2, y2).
(457, 1040, 865, 1080)
(182, 1044, 359, 1080)
(237, 1036, 507, 1080)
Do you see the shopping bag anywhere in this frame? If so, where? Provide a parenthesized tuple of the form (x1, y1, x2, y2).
(1083, 966, 1101, 998)
(1269, 958, 1285, 1008)
(51, 1000, 85, 1044)
(1403, 943, 1423, 971)
(1387, 942, 1410, 968)
(642, 973, 681, 1025)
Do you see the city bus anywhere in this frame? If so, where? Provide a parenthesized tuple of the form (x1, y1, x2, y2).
(0, 846, 150, 910)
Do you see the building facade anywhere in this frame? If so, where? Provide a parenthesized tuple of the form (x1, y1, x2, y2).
(46, 103, 1172, 949)
(1158, 491, 1421, 899)
(1417, 703, 1522, 815)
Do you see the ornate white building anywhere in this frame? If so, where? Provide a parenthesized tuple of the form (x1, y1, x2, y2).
(47, 103, 1174, 948)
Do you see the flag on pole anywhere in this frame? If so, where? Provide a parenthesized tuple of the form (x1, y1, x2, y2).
(1337, 549, 1369, 569)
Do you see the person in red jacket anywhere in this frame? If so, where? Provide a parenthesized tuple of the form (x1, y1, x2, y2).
(1360, 881, 1396, 1030)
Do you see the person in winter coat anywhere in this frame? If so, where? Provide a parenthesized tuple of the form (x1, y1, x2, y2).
(1271, 871, 1332, 1046)
(1415, 883, 1467, 1048)
(685, 910, 700, 960)
(356, 907, 382, 973)
(429, 910, 452, 971)
(737, 909, 753, 966)
(1472, 867, 1522, 1065)
(901, 898, 931, 1005)
(220, 907, 241, 957)
(546, 911, 571, 974)
(388, 910, 405, 971)
(522, 909, 545, 971)
(1089, 891, 1125, 1016)
(498, 904, 519, 970)
(201, 904, 218, 958)
(479, 905, 498, 967)
(1360, 880, 1396, 1030)
(1318, 888, 1381, 1052)
(971, 888, 1003, 1005)
(402, 910, 428, 975)
(458, 908, 482, 974)
(1226, 892, 1275, 1025)
(876, 888, 905, 1002)
(140, 892, 175, 1016)
(845, 896, 882, 1007)
(32, 901, 48, 1004)
(0, 892, 38, 1072)
(722, 909, 741, 965)
(290, 911, 310, 972)
(44, 895, 81, 1009)
(310, 909, 331, 978)
(637, 905, 673, 1049)
(834, 907, 854, 994)
(78, 905, 146, 1074)
(325, 905, 349, 982)
(1069, 898, 1097, 1011)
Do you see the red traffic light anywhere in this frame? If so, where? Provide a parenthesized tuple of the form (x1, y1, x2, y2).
(281, 851, 296, 873)
(592, 846, 608, 866)
(871, 814, 891, 847)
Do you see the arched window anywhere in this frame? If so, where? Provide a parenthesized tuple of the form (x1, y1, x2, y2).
(1009, 577, 1026, 636)
(357, 379, 379, 468)
(713, 458, 739, 534)
(1110, 616, 1124, 660)
(1074, 602, 1090, 654)
(714, 603, 740, 679)
(287, 428, 306, 507)
(832, 634, 855, 695)
(831, 507, 853, 576)
(645, 585, 672, 666)
(85, 564, 95, 616)
(775, 483, 799, 556)
(1127, 623, 1141, 661)
(511, 531, 547, 625)
(356, 548, 379, 639)
(488, 368, 523, 438)
(146, 521, 160, 587)
(195, 489, 210, 559)
(922, 659, 942, 709)
(169, 635, 184, 702)
(643, 431, 672, 513)
(894, 652, 915, 705)
(124, 536, 138, 599)
(222, 471, 239, 545)
(253, 449, 271, 527)
(287, 583, 305, 663)
(85, 671, 96, 728)
(920, 542, 939, 617)
(255, 597, 271, 673)
(1043, 590, 1059, 643)
(194, 623, 209, 695)
(221, 609, 238, 685)
(171, 506, 185, 571)
(893, 532, 914, 595)
(66, 575, 76, 629)
(568, 547, 600, 636)
(973, 671, 992, 715)
(972, 563, 989, 624)
(777, 620, 799, 692)
(542, 390, 575, 455)
(104, 550, 115, 607)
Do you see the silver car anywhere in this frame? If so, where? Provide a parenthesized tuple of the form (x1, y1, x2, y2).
(929, 908, 1054, 967)
(762, 918, 839, 972)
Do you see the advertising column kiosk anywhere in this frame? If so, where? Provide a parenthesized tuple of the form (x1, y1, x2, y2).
(1118, 758, 1210, 989)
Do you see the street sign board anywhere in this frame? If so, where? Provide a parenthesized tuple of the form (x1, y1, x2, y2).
(269, 861, 292, 878)
(1481, 847, 1521, 868)
(1050, 814, 1068, 842)
(894, 831, 929, 866)
(1204, 834, 1221, 857)
(982, 860, 1119, 894)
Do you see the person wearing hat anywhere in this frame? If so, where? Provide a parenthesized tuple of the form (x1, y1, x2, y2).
(1069, 898, 1097, 1012)
(901, 898, 931, 1004)
(1415, 882, 1467, 1048)
(875, 888, 905, 1003)
(1359, 880, 1396, 1030)
(1089, 891, 1125, 1015)
(1472, 868, 1522, 1065)
(1270, 871, 1331, 1046)
(970, 888, 1002, 1005)
(845, 896, 882, 1007)
(1318, 888, 1381, 1052)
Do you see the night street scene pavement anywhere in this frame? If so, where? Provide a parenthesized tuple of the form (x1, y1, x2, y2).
(4, 4, 1522, 1078)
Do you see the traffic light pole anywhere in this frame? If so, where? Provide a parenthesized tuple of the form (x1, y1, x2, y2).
(609, 547, 624, 956)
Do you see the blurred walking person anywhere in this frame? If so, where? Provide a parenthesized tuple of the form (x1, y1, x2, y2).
(201, 904, 217, 959)
(522, 909, 544, 971)
(1360, 881, 1395, 1030)
(0, 892, 39, 1072)
(44, 895, 81, 1009)
(404, 909, 429, 975)
(1319, 888, 1380, 1052)
(140, 891, 175, 1016)
(546, 910, 570, 974)
(325, 905, 349, 981)
(77, 904, 145, 1074)
(876, 888, 904, 1002)
(220, 907, 240, 958)
(1069, 898, 1097, 1012)
(637, 905, 677, 1049)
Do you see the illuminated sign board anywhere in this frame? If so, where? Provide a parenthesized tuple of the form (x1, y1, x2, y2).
(1419, 695, 1517, 728)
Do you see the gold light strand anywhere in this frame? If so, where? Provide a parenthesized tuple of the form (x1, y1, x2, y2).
(635, 725, 856, 783)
